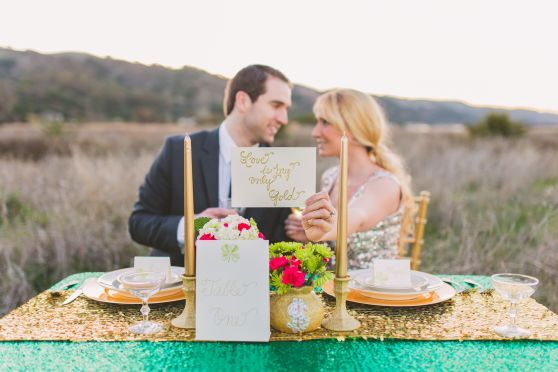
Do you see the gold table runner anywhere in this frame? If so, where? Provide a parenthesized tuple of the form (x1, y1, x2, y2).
(1, 290, 557, 342)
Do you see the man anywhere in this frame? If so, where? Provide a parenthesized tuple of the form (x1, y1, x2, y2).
(129, 65, 293, 265)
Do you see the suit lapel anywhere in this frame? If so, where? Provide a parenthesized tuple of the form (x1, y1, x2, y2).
(201, 128, 220, 208)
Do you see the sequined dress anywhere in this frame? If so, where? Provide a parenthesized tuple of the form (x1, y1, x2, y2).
(322, 166, 403, 270)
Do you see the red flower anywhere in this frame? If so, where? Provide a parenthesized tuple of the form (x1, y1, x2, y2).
(224, 223, 228, 227)
(258, 232, 265, 240)
(199, 233, 216, 240)
(237, 223, 250, 232)
(282, 266, 306, 287)
(323, 258, 330, 263)
(289, 257, 301, 267)
(269, 257, 288, 270)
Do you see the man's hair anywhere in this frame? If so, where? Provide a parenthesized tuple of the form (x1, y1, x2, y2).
(223, 64, 291, 116)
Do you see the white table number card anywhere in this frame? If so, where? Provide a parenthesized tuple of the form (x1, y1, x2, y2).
(196, 240, 270, 342)
(372, 259, 412, 288)
(231, 147, 316, 208)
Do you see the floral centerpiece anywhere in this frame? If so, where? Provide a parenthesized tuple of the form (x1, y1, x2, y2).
(195, 215, 266, 241)
(268, 242, 334, 334)
(269, 242, 334, 294)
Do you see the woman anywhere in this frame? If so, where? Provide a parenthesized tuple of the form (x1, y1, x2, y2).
(285, 89, 413, 270)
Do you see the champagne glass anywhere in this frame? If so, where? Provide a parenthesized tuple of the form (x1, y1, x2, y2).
(491, 273, 539, 337)
(119, 271, 166, 334)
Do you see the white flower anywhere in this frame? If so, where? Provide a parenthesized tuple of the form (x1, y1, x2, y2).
(198, 215, 261, 240)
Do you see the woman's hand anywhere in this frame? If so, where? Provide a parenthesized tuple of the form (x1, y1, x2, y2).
(284, 213, 309, 243)
(302, 191, 337, 242)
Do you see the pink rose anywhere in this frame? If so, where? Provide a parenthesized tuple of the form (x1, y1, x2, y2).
(289, 257, 302, 267)
(282, 266, 306, 287)
(224, 223, 229, 227)
(269, 256, 288, 271)
(199, 233, 216, 240)
(237, 223, 250, 232)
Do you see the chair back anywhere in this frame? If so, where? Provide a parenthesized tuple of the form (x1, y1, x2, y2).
(398, 191, 431, 270)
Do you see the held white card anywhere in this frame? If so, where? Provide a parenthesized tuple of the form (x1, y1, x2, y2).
(195, 240, 270, 342)
(231, 147, 316, 208)
(372, 259, 412, 287)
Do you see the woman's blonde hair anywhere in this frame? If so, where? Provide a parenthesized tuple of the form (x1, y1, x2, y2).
(313, 89, 414, 238)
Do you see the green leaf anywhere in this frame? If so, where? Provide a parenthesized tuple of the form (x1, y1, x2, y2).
(194, 217, 211, 240)
(269, 242, 301, 257)
(305, 255, 321, 273)
(270, 271, 288, 295)
(313, 271, 334, 288)
(309, 243, 333, 258)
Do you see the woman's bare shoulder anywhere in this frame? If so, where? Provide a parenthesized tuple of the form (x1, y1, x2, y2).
(357, 175, 402, 223)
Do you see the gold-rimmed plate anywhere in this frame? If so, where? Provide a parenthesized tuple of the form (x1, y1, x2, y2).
(83, 277, 185, 304)
(323, 280, 456, 307)
(97, 266, 184, 295)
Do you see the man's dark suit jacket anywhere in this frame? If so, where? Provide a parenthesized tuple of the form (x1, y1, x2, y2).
(129, 128, 291, 266)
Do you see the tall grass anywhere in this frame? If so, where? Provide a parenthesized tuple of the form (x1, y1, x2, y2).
(0, 123, 557, 316)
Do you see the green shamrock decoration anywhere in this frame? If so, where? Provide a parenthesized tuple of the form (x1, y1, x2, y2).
(221, 244, 240, 263)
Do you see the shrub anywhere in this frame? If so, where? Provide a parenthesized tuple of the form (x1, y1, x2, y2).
(468, 112, 526, 138)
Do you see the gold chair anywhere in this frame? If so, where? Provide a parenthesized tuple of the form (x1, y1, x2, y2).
(398, 191, 431, 270)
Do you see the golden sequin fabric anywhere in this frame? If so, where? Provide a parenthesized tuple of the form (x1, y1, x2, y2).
(1, 290, 557, 342)
(322, 167, 403, 270)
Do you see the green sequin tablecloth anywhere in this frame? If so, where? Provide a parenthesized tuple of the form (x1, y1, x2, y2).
(0, 273, 557, 371)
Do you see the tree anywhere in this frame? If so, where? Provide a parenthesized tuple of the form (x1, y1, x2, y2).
(468, 112, 526, 138)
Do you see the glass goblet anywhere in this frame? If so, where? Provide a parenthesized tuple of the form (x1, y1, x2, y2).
(491, 273, 539, 337)
(119, 271, 166, 334)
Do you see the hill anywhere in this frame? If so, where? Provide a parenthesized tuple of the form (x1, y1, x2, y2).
(0, 47, 557, 125)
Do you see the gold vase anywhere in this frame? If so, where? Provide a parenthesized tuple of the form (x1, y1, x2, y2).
(270, 286, 324, 334)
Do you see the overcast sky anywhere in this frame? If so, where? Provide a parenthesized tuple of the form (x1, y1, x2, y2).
(2, 0, 557, 113)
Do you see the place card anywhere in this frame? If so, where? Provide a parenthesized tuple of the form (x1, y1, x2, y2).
(133, 256, 172, 283)
(231, 147, 316, 208)
(195, 240, 270, 342)
(372, 258, 412, 287)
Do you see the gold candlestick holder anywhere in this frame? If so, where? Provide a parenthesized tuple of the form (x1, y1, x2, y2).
(171, 275, 196, 329)
(322, 276, 361, 331)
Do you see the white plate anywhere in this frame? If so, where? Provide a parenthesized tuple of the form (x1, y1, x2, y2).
(83, 278, 185, 304)
(97, 266, 184, 296)
(324, 281, 456, 307)
(349, 269, 444, 300)
(354, 271, 429, 291)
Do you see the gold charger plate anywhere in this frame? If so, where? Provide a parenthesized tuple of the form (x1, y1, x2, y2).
(83, 278, 185, 304)
(323, 280, 456, 307)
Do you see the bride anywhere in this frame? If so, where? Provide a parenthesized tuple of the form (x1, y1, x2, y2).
(286, 89, 414, 270)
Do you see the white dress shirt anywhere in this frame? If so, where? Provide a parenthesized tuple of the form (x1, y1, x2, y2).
(217, 121, 237, 209)
(177, 123, 239, 251)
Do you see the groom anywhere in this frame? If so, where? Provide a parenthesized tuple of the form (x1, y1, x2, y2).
(129, 65, 293, 265)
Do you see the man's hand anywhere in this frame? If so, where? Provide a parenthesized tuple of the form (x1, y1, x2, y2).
(285, 213, 309, 243)
(196, 208, 238, 219)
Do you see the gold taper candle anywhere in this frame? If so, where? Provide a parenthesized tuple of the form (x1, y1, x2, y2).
(336, 132, 348, 278)
(322, 130, 360, 331)
(184, 134, 195, 276)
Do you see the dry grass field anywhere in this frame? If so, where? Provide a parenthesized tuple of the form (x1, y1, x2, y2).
(1, 122, 557, 316)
